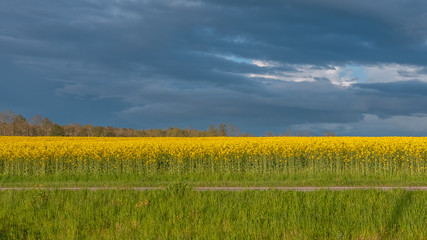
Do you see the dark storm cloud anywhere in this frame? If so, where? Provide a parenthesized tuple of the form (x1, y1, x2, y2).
(1, 0, 427, 135)
(355, 80, 427, 97)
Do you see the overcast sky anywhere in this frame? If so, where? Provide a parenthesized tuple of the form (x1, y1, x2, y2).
(1, 0, 427, 136)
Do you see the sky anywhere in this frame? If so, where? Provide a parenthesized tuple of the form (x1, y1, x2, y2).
(1, 0, 427, 136)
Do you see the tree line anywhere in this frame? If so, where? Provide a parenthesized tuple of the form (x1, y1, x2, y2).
(0, 111, 250, 137)
(0, 111, 336, 137)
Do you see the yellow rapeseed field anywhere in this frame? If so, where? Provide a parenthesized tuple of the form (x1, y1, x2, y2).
(0, 136, 426, 175)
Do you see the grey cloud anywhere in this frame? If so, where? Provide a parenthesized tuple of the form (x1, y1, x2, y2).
(354, 81, 427, 97)
(1, 0, 427, 135)
(290, 114, 427, 137)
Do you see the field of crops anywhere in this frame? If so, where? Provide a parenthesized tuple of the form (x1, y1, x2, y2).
(0, 136, 426, 186)
(1, 136, 427, 174)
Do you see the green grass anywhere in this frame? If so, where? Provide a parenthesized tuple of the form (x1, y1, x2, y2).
(1, 171, 426, 187)
(0, 187, 426, 239)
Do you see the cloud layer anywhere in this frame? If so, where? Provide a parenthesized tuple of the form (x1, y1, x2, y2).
(1, 0, 427, 135)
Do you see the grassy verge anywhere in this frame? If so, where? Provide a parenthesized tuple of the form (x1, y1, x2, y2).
(0, 187, 426, 239)
(1, 172, 426, 187)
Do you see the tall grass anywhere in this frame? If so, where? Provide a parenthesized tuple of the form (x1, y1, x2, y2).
(0, 188, 426, 239)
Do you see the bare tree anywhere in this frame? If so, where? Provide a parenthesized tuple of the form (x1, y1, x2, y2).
(12, 115, 29, 136)
(0, 111, 14, 135)
(41, 118, 54, 136)
(64, 123, 82, 136)
(280, 130, 292, 136)
(323, 130, 336, 137)
(227, 124, 241, 137)
(217, 123, 227, 136)
(265, 131, 274, 137)
(0, 112, 250, 137)
(208, 125, 217, 136)
(29, 114, 44, 126)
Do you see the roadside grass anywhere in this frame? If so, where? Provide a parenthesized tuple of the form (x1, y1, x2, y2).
(0, 187, 426, 239)
(1, 171, 426, 187)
